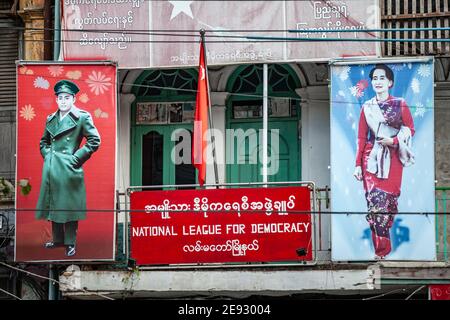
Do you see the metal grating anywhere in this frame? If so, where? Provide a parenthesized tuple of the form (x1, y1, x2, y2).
(381, 0, 450, 56)
(0, 19, 19, 110)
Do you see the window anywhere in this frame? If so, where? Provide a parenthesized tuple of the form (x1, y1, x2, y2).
(131, 69, 198, 187)
(136, 102, 195, 124)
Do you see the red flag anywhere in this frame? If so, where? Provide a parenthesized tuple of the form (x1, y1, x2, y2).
(192, 40, 209, 186)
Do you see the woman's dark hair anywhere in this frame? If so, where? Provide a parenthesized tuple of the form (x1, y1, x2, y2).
(369, 64, 394, 83)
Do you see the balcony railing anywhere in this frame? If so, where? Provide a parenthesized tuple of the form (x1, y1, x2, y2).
(117, 186, 450, 266)
(304, 186, 450, 263)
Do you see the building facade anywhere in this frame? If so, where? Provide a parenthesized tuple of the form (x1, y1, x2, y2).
(1, 0, 449, 300)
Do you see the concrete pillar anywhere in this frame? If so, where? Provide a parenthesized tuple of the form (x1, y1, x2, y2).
(296, 86, 330, 188)
(435, 82, 450, 187)
(117, 93, 136, 193)
(206, 92, 229, 185)
(116, 93, 135, 231)
(296, 85, 331, 257)
(18, 0, 45, 60)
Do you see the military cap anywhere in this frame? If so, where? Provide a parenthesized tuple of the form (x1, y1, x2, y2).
(54, 80, 80, 96)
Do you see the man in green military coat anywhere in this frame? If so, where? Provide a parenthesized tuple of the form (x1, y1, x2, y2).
(36, 80, 101, 257)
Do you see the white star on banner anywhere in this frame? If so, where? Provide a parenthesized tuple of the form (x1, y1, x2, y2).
(168, 1, 194, 20)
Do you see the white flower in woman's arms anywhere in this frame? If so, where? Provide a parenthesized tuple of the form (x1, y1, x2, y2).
(33, 77, 49, 89)
(411, 78, 420, 94)
(418, 64, 431, 77)
(86, 71, 112, 95)
(48, 66, 64, 77)
(20, 105, 36, 121)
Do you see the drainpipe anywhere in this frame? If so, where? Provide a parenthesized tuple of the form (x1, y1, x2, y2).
(48, 264, 58, 300)
(53, 0, 61, 60)
(43, 0, 52, 60)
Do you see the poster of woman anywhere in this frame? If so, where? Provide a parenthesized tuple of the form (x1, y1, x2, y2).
(330, 58, 436, 261)
(15, 62, 117, 262)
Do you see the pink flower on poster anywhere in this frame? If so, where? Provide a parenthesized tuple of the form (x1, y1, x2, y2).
(48, 66, 64, 77)
(20, 104, 36, 121)
(86, 71, 112, 95)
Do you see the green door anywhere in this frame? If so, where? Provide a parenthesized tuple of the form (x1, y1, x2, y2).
(129, 68, 198, 188)
(131, 124, 196, 187)
(225, 64, 302, 184)
(227, 119, 300, 183)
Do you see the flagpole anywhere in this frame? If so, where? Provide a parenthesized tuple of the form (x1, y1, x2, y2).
(262, 63, 268, 187)
(200, 29, 220, 187)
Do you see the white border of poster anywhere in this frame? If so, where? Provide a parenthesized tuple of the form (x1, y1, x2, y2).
(330, 57, 436, 261)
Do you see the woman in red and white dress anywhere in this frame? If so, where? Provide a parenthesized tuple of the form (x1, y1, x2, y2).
(353, 64, 415, 260)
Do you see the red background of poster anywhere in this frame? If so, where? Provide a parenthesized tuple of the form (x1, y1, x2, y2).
(15, 63, 116, 262)
(130, 187, 312, 265)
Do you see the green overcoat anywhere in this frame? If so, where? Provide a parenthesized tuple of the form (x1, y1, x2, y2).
(36, 106, 101, 223)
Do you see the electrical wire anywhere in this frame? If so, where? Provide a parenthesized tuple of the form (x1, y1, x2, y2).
(0, 12, 448, 53)
(0, 262, 115, 300)
(405, 285, 426, 300)
(0, 24, 449, 44)
(4, 207, 447, 215)
(14, 71, 443, 111)
(0, 261, 58, 282)
(0, 225, 14, 249)
(0, 213, 8, 233)
(0, 287, 22, 300)
(2, 25, 450, 35)
(20, 71, 305, 103)
(362, 287, 407, 300)
(10, 38, 450, 44)
(247, 35, 450, 43)
(120, 81, 442, 111)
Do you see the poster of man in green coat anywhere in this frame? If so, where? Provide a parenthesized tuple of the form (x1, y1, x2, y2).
(16, 62, 116, 262)
(36, 79, 101, 257)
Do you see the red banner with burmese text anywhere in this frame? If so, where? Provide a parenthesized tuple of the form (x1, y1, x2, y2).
(130, 186, 312, 265)
(429, 285, 450, 300)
